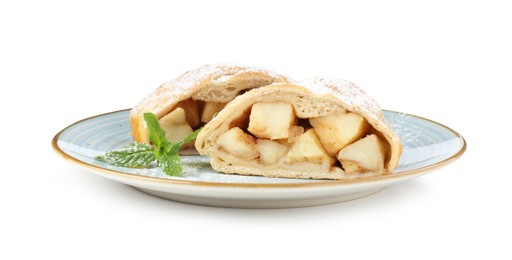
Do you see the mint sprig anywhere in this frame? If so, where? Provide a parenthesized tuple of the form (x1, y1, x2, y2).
(94, 112, 201, 176)
(144, 112, 170, 150)
(94, 142, 156, 167)
(143, 112, 201, 176)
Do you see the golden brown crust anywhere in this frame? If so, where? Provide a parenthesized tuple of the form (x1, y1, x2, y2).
(129, 64, 291, 143)
(195, 78, 402, 180)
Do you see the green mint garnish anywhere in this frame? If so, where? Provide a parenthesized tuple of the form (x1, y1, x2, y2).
(95, 143, 155, 167)
(94, 112, 201, 176)
(157, 152, 182, 177)
(143, 112, 170, 150)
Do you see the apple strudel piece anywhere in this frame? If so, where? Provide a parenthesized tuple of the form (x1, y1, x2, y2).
(195, 77, 402, 179)
(129, 64, 292, 151)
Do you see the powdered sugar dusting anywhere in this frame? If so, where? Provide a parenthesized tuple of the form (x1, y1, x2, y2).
(132, 64, 238, 115)
(132, 64, 289, 116)
(300, 77, 384, 123)
(386, 112, 423, 147)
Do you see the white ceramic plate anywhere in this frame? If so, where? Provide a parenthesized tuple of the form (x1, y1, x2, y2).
(52, 109, 466, 208)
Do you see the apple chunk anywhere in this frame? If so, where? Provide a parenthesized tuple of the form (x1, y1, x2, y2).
(309, 111, 370, 155)
(255, 139, 288, 165)
(248, 102, 296, 140)
(175, 99, 201, 128)
(287, 126, 304, 143)
(201, 102, 225, 123)
(216, 127, 259, 160)
(159, 107, 194, 147)
(337, 134, 386, 174)
(285, 129, 335, 165)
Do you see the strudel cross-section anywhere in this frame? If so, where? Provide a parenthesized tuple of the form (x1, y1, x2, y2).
(195, 77, 402, 179)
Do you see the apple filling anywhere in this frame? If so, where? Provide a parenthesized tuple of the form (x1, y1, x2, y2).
(158, 98, 226, 150)
(215, 101, 389, 174)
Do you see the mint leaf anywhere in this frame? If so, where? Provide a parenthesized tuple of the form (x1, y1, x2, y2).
(182, 127, 202, 144)
(157, 152, 182, 176)
(94, 143, 155, 167)
(157, 128, 202, 176)
(143, 112, 170, 149)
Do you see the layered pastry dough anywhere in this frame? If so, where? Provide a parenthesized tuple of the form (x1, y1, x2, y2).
(129, 64, 291, 149)
(195, 77, 402, 179)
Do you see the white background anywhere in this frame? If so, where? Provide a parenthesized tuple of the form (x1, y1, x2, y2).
(1, 0, 510, 259)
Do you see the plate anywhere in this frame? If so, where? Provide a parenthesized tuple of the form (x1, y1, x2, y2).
(52, 109, 466, 208)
